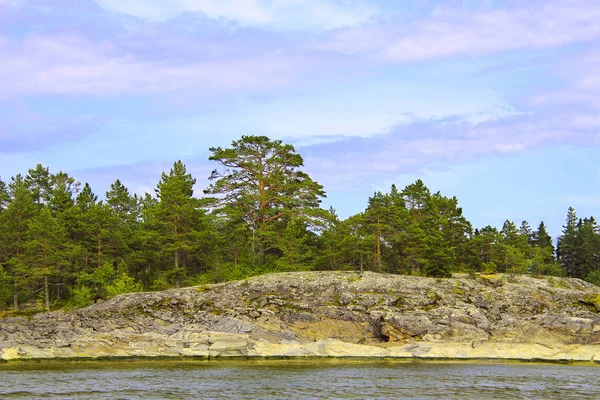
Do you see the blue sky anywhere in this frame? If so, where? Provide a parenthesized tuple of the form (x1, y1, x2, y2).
(1, 0, 600, 237)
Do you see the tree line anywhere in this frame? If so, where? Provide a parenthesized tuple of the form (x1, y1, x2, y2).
(0, 135, 598, 311)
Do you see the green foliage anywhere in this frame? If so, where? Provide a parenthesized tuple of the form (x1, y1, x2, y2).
(582, 293, 600, 308)
(205, 135, 326, 262)
(106, 273, 143, 298)
(481, 261, 498, 274)
(77, 262, 116, 300)
(189, 262, 267, 284)
(547, 276, 569, 289)
(4, 139, 600, 311)
(0, 177, 9, 212)
(70, 285, 94, 308)
(558, 207, 578, 277)
(451, 282, 465, 296)
(585, 270, 600, 287)
(0, 266, 12, 308)
(503, 245, 528, 275)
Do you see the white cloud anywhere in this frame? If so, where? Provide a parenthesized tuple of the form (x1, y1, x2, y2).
(0, 34, 300, 97)
(529, 51, 600, 110)
(94, 0, 378, 30)
(318, 1, 600, 62)
(302, 110, 600, 191)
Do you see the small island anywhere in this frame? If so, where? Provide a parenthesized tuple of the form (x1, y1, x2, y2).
(1, 136, 600, 363)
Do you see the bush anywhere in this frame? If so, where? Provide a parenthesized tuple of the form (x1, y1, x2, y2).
(481, 261, 497, 274)
(0, 266, 12, 308)
(71, 285, 94, 308)
(106, 273, 143, 298)
(541, 262, 566, 277)
(188, 262, 268, 285)
(585, 270, 600, 287)
(76, 262, 116, 300)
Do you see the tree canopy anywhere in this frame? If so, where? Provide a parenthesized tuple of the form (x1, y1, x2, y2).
(1, 135, 598, 312)
(205, 135, 326, 261)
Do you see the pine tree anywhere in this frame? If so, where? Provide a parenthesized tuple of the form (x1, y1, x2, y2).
(0, 177, 9, 213)
(519, 221, 533, 243)
(517, 220, 534, 257)
(0, 175, 36, 309)
(106, 179, 139, 223)
(279, 218, 313, 270)
(76, 183, 98, 212)
(471, 226, 502, 272)
(84, 203, 122, 268)
(23, 208, 69, 310)
(48, 171, 79, 215)
(558, 207, 578, 277)
(205, 136, 326, 261)
(154, 161, 199, 287)
(25, 164, 51, 212)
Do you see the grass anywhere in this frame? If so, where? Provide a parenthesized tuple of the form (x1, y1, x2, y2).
(583, 294, 600, 308)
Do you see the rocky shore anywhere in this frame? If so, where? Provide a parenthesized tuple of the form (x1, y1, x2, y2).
(2, 271, 600, 362)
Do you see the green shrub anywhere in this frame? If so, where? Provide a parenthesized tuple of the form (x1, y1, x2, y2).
(585, 270, 600, 287)
(0, 266, 12, 308)
(106, 273, 143, 298)
(71, 285, 94, 308)
(481, 261, 497, 275)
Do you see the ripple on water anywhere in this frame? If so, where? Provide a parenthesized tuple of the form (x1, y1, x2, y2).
(0, 360, 599, 399)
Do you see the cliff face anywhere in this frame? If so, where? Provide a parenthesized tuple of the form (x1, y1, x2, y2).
(2, 271, 600, 361)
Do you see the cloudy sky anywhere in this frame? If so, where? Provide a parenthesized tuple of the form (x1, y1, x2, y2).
(1, 0, 600, 236)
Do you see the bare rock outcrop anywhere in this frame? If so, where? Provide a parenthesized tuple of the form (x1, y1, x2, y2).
(2, 271, 600, 361)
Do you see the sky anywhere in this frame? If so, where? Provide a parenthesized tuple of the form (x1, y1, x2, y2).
(1, 0, 600, 238)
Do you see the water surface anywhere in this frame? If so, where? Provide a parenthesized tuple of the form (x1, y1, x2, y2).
(1, 359, 598, 399)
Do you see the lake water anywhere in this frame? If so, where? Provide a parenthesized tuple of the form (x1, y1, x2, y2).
(0, 359, 598, 399)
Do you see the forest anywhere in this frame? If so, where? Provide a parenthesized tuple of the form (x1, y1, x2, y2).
(0, 135, 599, 312)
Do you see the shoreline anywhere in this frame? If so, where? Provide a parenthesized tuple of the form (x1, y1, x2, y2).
(1, 354, 599, 369)
(3, 272, 600, 367)
(2, 337, 600, 365)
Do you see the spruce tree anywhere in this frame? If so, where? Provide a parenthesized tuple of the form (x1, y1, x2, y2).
(573, 218, 600, 279)
(532, 221, 555, 264)
(558, 207, 578, 277)
(106, 179, 138, 223)
(155, 160, 199, 287)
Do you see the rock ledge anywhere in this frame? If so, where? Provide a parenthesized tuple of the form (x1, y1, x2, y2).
(2, 272, 600, 362)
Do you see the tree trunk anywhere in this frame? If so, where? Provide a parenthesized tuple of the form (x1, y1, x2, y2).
(57, 272, 63, 300)
(97, 238, 102, 268)
(174, 248, 180, 288)
(359, 255, 364, 274)
(390, 256, 397, 274)
(44, 275, 50, 311)
(258, 239, 265, 265)
(13, 284, 19, 311)
(146, 264, 151, 289)
(375, 215, 382, 271)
